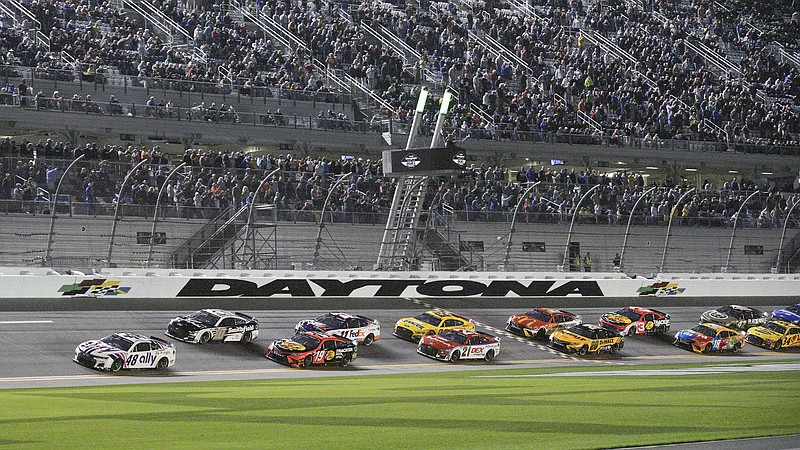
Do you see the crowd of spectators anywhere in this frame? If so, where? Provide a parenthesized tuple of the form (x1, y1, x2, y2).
(1, 138, 798, 230)
(1, 0, 798, 149)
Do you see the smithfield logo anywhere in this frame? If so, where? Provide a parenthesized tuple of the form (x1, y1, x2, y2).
(58, 279, 131, 297)
(637, 282, 685, 296)
(452, 151, 466, 166)
(401, 153, 421, 168)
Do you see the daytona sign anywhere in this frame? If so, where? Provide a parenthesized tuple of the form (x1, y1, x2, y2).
(176, 278, 605, 297)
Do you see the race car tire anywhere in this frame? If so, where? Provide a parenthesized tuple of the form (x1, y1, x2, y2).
(732, 342, 741, 353)
(536, 328, 546, 340)
(340, 353, 352, 367)
(242, 331, 253, 343)
(450, 350, 461, 363)
(702, 344, 712, 354)
(774, 340, 782, 350)
(609, 343, 619, 354)
(363, 334, 375, 346)
(301, 355, 313, 368)
(577, 345, 588, 356)
(198, 332, 211, 345)
(156, 358, 168, 371)
(627, 327, 636, 337)
(110, 358, 123, 372)
(484, 349, 495, 361)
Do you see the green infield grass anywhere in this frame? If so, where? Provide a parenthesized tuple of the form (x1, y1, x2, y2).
(0, 363, 798, 449)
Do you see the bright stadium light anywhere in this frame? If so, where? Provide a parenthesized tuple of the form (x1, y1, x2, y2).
(439, 89, 453, 115)
(416, 88, 429, 113)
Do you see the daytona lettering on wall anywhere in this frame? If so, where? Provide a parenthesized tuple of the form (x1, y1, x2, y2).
(176, 279, 605, 297)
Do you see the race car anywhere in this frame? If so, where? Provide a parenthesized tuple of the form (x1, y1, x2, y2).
(549, 324, 624, 355)
(746, 320, 800, 350)
(771, 303, 800, 324)
(295, 312, 380, 345)
(417, 328, 500, 362)
(166, 309, 259, 344)
(74, 333, 176, 372)
(505, 308, 582, 339)
(673, 323, 745, 354)
(599, 306, 671, 336)
(393, 310, 474, 342)
(266, 331, 357, 368)
(700, 305, 768, 330)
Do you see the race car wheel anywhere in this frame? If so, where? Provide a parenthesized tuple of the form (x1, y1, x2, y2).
(702, 344, 713, 354)
(363, 334, 375, 346)
(450, 350, 461, 363)
(198, 332, 211, 345)
(340, 353, 352, 367)
(577, 345, 588, 356)
(609, 343, 619, 354)
(301, 355, 313, 368)
(484, 350, 495, 361)
(627, 327, 636, 337)
(110, 358, 123, 372)
(242, 331, 253, 343)
(774, 340, 782, 350)
(536, 328, 546, 340)
(731, 342, 741, 353)
(156, 358, 168, 371)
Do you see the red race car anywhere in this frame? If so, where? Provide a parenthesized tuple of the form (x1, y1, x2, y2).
(505, 308, 582, 339)
(266, 331, 358, 368)
(417, 328, 500, 362)
(599, 306, 671, 336)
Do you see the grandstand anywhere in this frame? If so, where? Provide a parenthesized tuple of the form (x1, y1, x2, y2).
(1, 0, 799, 275)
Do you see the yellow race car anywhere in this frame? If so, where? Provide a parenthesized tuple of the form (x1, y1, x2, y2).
(393, 310, 474, 342)
(549, 324, 624, 355)
(746, 320, 800, 350)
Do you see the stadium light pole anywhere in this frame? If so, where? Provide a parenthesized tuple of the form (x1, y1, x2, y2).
(561, 184, 601, 271)
(724, 190, 761, 272)
(146, 162, 187, 268)
(107, 158, 150, 265)
(776, 199, 800, 273)
(44, 154, 84, 266)
(503, 181, 541, 270)
(244, 168, 281, 269)
(619, 185, 659, 272)
(312, 173, 350, 268)
(660, 188, 696, 273)
(430, 89, 453, 149)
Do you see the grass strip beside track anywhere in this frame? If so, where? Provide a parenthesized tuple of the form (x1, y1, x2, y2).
(0, 363, 798, 449)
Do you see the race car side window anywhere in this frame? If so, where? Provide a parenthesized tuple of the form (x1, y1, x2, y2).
(346, 318, 359, 328)
(644, 314, 655, 321)
(133, 342, 150, 352)
(443, 319, 459, 327)
(322, 340, 336, 350)
(219, 318, 236, 327)
(789, 328, 799, 335)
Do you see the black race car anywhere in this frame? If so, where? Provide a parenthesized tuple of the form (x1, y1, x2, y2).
(700, 305, 768, 330)
(166, 309, 259, 344)
(266, 331, 358, 368)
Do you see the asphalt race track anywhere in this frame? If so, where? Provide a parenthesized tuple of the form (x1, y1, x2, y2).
(1, 300, 799, 389)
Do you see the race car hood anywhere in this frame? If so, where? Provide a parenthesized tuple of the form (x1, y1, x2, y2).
(77, 340, 125, 357)
(169, 317, 205, 331)
(676, 330, 704, 341)
(396, 318, 428, 332)
(296, 320, 329, 332)
(701, 310, 730, 323)
(773, 308, 800, 323)
(601, 314, 632, 325)
(420, 334, 458, 351)
(510, 314, 544, 328)
(272, 339, 308, 353)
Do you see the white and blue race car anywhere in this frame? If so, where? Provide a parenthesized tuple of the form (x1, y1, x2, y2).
(772, 303, 800, 324)
(166, 309, 259, 344)
(74, 333, 176, 372)
(295, 312, 380, 345)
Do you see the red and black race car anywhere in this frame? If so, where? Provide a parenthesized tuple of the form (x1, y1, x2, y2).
(266, 331, 357, 368)
(505, 308, 582, 339)
(598, 306, 671, 336)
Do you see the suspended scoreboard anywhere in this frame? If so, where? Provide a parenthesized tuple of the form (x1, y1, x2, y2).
(382, 146, 467, 176)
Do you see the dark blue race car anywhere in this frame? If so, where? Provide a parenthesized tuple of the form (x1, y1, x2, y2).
(772, 304, 800, 324)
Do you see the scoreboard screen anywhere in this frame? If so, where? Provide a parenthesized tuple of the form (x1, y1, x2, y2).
(382, 147, 467, 176)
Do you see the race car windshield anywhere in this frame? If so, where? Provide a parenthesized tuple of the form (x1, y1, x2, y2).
(438, 330, 467, 344)
(187, 310, 220, 326)
(101, 335, 134, 351)
(291, 333, 321, 349)
(692, 325, 716, 336)
(764, 322, 787, 334)
(414, 313, 442, 326)
(787, 305, 800, 313)
(316, 314, 347, 329)
(615, 308, 641, 321)
(525, 309, 551, 321)
(716, 306, 743, 318)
